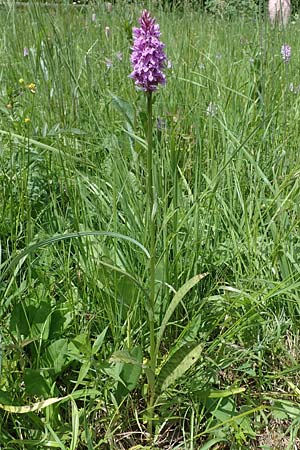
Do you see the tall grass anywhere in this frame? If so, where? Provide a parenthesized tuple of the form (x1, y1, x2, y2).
(1, 1, 300, 449)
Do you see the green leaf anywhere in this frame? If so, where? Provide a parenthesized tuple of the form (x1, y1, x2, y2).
(2, 439, 62, 447)
(121, 127, 147, 150)
(0, 396, 65, 414)
(207, 397, 237, 423)
(24, 369, 51, 397)
(156, 342, 203, 395)
(45, 423, 68, 450)
(76, 361, 91, 386)
(69, 333, 91, 358)
(121, 346, 143, 392)
(114, 347, 143, 404)
(49, 308, 68, 340)
(9, 302, 30, 337)
(110, 349, 145, 368)
(70, 400, 80, 450)
(109, 92, 134, 127)
(0, 389, 100, 413)
(30, 301, 51, 340)
(206, 387, 246, 398)
(92, 327, 108, 355)
(156, 273, 208, 355)
(0, 390, 15, 405)
(10, 300, 51, 340)
(199, 438, 228, 450)
(271, 399, 300, 420)
(43, 338, 68, 375)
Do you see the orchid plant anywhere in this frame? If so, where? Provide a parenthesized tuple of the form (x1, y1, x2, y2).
(112, 10, 207, 436)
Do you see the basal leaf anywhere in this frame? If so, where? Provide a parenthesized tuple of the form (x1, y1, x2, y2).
(156, 342, 203, 396)
(121, 346, 143, 392)
(42, 338, 68, 375)
(0, 396, 64, 413)
(0, 389, 100, 413)
(24, 369, 51, 397)
(70, 399, 80, 450)
(156, 273, 208, 355)
(115, 347, 143, 403)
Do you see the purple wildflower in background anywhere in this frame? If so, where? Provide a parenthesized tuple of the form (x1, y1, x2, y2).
(130, 10, 167, 92)
(23, 47, 29, 57)
(281, 44, 291, 63)
(116, 51, 123, 61)
(157, 117, 167, 130)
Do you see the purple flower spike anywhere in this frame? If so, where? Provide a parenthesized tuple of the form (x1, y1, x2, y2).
(281, 44, 291, 63)
(129, 10, 167, 92)
(23, 47, 29, 57)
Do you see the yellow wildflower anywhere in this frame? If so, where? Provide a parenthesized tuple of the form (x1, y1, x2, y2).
(24, 117, 31, 123)
(26, 82, 36, 93)
(19, 78, 25, 85)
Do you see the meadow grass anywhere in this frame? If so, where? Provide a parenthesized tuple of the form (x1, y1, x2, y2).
(1, 1, 300, 449)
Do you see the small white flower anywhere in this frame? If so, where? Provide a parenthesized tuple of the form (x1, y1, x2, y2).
(105, 58, 112, 69)
(206, 102, 218, 117)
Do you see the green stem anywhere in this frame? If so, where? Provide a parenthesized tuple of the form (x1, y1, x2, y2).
(171, 138, 178, 282)
(146, 91, 156, 434)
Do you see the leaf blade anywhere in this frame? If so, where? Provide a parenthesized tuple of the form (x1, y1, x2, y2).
(156, 273, 208, 355)
(156, 342, 203, 396)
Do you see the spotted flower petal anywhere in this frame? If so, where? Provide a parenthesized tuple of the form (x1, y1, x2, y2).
(129, 10, 167, 92)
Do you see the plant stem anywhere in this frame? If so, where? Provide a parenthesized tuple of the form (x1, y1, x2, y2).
(146, 91, 156, 435)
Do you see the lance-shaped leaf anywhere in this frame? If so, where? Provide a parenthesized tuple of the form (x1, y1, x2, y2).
(156, 273, 208, 356)
(156, 341, 203, 396)
(0, 389, 100, 413)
